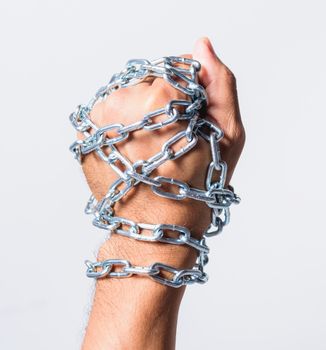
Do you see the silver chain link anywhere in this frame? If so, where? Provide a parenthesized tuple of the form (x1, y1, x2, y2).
(69, 56, 240, 287)
(85, 253, 209, 288)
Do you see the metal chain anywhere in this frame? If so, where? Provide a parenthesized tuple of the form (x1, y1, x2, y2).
(69, 56, 240, 288)
(85, 251, 209, 288)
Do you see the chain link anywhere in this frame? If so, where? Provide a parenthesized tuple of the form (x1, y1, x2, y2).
(85, 252, 209, 288)
(69, 56, 240, 287)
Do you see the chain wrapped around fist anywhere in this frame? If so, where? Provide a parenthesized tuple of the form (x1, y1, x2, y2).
(69, 56, 240, 288)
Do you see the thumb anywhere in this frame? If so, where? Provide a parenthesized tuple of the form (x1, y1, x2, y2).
(193, 37, 224, 88)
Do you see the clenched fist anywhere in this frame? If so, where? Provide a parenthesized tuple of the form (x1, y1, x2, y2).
(79, 38, 244, 259)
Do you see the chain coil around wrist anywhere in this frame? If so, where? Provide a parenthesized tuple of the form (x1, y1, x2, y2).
(69, 56, 240, 288)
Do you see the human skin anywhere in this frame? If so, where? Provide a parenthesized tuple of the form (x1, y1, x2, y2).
(80, 37, 245, 350)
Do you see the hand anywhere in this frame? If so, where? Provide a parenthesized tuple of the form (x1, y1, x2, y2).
(80, 38, 245, 243)
(80, 38, 245, 350)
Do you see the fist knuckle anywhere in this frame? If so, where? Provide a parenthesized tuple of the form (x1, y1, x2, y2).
(223, 116, 245, 145)
(231, 124, 246, 149)
(106, 88, 128, 106)
(237, 125, 246, 145)
(145, 81, 183, 109)
(89, 102, 104, 124)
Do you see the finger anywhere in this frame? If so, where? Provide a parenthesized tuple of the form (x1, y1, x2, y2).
(192, 37, 226, 88)
(193, 37, 242, 125)
(193, 37, 238, 100)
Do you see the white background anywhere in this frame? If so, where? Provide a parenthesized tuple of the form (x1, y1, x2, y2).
(0, 0, 325, 349)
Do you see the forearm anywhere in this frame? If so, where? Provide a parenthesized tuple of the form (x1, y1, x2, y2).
(81, 190, 207, 350)
(82, 236, 186, 350)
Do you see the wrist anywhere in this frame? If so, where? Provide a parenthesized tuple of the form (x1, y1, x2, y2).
(82, 217, 204, 350)
(83, 239, 187, 350)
